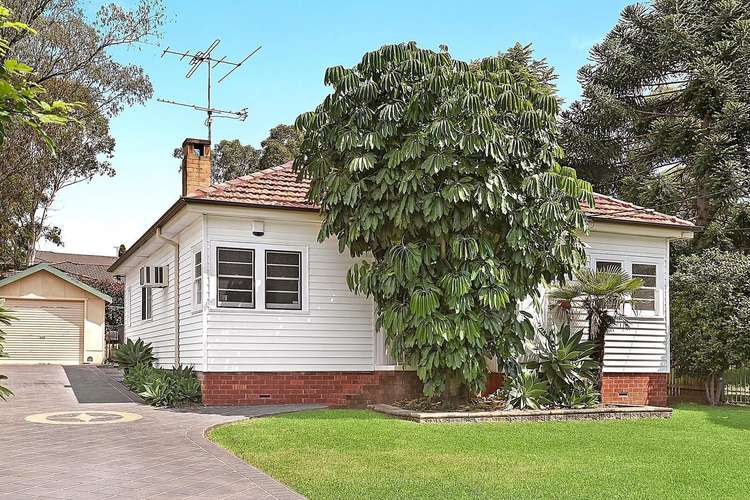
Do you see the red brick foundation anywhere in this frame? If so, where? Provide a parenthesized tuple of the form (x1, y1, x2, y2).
(601, 373, 668, 407)
(483, 373, 505, 396)
(198, 370, 424, 407)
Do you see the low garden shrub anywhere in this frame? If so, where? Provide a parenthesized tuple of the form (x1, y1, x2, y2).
(113, 338, 155, 371)
(123, 362, 202, 407)
(504, 323, 600, 409)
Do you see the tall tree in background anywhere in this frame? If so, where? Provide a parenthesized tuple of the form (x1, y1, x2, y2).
(176, 124, 304, 184)
(295, 42, 592, 401)
(560, 0, 750, 243)
(257, 124, 304, 170)
(210, 139, 262, 184)
(0, 0, 164, 271)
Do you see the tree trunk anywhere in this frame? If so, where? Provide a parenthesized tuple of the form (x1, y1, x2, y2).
(704, 373, 724, 406)
(695, 190, 711, 229)
(589, 313, 605, 391)
(443, 370, 469, 406)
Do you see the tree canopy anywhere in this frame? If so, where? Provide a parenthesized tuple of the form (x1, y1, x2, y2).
(560, 0, 750, 239)
(671, 248, 750, 404)
(0, 0, 164, 271)
(294, 42, 593, 399)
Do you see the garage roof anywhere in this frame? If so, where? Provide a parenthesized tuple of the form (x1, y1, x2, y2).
(0, 264, 112, 303)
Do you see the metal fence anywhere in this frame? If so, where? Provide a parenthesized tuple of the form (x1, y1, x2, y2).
(668, 368, 750, 405)
(725, 368, 750, 404)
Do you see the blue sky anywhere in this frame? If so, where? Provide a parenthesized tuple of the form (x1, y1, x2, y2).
(42, 0, 631, 256)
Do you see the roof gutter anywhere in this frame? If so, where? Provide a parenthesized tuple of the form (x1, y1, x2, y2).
(156, 227, 180, 367)
(108, 198, 187, 274)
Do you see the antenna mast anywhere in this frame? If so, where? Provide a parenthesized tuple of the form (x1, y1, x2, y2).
(158, 39, 261, 144)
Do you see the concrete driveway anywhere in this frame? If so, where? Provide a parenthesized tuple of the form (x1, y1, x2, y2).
(0, 365, 322, 500)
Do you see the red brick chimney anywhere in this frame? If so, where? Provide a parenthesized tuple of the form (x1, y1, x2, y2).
(181, 138, 211, 196)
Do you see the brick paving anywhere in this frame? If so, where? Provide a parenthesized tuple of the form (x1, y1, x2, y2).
(0, 365, 322, 499)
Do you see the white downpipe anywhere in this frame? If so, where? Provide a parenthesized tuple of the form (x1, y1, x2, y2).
(156, 228, 180, 366)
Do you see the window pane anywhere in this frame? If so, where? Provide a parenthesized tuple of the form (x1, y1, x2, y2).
(218, 290, 253, 306)
(265, 251, 301, 310)
(267, 252, 300, 266)
(217, 248, 255, 308)
(638, 276, 656, 287)
(218, 248, 253, 263)
(633, 299, 655, 311)
(266, 292, 300, 308)
(633, 289, 655, 300)
(632, 263, 656, 276)
(267, 264, 300, 279)
(218, 262, 253, 277)
(218, 277, 253, 290)
(596, 261, 622, 271)
(194, 251, 202, 266)
(266, 278, 299, 292)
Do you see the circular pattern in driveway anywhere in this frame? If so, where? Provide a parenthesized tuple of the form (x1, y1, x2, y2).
(25, 410, 142, 425)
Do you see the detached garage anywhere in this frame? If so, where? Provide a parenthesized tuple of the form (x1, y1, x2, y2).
(0, 264, 111, 365)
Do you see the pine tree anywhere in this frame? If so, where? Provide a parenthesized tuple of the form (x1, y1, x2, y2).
(561, 0, 750, 237)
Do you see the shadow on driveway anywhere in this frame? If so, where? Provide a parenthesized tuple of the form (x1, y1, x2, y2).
(62, 365, 142, 403)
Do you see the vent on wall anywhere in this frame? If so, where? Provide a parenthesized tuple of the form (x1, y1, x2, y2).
(139, 266, 167, 288)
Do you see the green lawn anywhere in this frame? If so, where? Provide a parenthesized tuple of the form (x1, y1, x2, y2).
(209, 404, 750, 499)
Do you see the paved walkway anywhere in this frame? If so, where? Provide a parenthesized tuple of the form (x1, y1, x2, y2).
(0, 365, 323, 499)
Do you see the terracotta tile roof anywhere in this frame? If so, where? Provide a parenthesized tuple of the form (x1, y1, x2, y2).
(581, 193, 695, 229)
(187, 162, 315, 210)
(186, 162, 695, 230)
(33, 250, 117, 282)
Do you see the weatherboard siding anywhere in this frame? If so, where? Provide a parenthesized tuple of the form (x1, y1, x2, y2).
(177, 221, 204, 368)
(581, 231, 670, 374)
(203, 214, 376, 372)
(121, 207, 673, 375)
(124, 245, 176, 368)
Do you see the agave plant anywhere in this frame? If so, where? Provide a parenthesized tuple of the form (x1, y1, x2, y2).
(113, 338, 155, 372)
(524, 323, 599, 403)
(504, 371, 549, 410)
(560, 383, 600, 409)
(0, 299, 16, 400)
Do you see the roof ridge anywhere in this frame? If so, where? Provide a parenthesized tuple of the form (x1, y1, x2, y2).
(591, 192, 694, 226)
(187, 162, 296, 198)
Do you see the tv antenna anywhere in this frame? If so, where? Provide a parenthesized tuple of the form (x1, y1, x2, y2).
(157, 39, 261, 144)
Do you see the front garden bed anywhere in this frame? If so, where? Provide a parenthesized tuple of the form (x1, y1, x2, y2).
(370, 403, 671, 423)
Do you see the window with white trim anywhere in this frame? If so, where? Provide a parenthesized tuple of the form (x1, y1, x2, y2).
(217, 247, 254, 308)
(591, 256, 663, 316)
(193, 250, 203, 308)
(141, 287, 152, 320)
(631, 263, 657, 312)
(265, 250, 302, 310)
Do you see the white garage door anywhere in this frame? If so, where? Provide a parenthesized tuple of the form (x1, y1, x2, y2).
(0, 299, 83, 364)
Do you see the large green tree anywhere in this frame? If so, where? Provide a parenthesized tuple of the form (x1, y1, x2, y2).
(671, 248, 750, 405)
(561, 0, 750, 238)
(294, 42, 592, 400)
(0, 4, 71, 144)
(0, 0, 164, 271)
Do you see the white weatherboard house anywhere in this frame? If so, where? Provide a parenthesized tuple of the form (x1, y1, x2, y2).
(109, 138, 695, 407)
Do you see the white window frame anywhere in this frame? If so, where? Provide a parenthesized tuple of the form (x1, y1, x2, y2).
(141, 286, 153, 321)
(265, 250, 302, 310)
(216, 247, 256, 309)
(192, 246, 203, 311)
(591, 255, 664, 318)
(208, 240, 309, 314)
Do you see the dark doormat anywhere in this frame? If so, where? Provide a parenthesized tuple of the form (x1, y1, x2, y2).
(63, 365, 142, 403)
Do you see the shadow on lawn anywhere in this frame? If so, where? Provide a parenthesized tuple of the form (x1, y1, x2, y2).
(677, 403, 750, 431)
